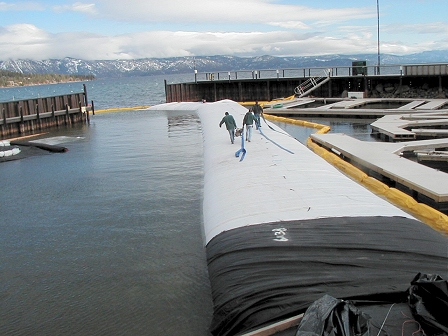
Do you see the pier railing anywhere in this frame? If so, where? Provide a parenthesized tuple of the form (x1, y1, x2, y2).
(191, 63, 448, 83)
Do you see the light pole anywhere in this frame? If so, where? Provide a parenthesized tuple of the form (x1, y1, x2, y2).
(377, 0, 380, 74)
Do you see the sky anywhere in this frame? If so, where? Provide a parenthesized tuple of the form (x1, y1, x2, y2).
(0, 0, 447, 61)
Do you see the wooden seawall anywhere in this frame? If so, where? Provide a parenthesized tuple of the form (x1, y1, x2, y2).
(0, 84, 93, 139)
(165, 63, 448, 103)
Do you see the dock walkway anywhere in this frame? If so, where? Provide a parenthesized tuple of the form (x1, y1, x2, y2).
(264, 98, 448, 119)
(317, 99, 374, 109)
(310, 133, 448, 210)
(396, 100, 426, 110)
(415, 99, 448, 110)
(370, 112, 448, 140)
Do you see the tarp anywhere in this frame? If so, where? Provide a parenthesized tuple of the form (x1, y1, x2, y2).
(296, 273, 448, 336)
(206, 216, 448, 336)
(408, 273, 448, 335)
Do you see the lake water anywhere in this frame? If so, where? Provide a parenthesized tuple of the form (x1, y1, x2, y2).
(0, 74, 377, 336)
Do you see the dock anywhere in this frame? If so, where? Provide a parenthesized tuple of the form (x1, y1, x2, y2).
(370, 110, 448, 141)
(264, 97, 448, 117)
(0, 84, 94, 138)
(310, 133, 448, 211)
(165, 63, 448, 103)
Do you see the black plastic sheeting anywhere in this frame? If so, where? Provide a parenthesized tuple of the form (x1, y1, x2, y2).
(205, 216, 448, 336)
(296, 272, 448, 336)
(408, 273, 448, 335)
(295, 295, 371, 336)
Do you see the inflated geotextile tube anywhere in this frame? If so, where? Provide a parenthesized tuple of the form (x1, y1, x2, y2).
(206, 216, 448, 336)
(10, 140, 68, 153)
(266, 115, 448, 235)
(151, 101, 448, 336)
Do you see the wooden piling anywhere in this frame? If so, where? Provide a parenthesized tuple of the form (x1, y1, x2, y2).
(0, 89, 92, 139)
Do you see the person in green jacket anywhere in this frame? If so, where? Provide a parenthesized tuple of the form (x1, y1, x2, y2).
(252, 101, 263, 129)
(219, 111, 237, 144)
(243, 109, 255, 142)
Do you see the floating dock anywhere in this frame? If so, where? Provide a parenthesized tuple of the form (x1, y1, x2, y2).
(310, 133, 448, 211)
(370, 111, 448, 141)
(149, 100, 448, 336)
(264, 97, 448, 118)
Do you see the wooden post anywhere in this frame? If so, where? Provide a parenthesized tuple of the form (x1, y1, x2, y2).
(18, 104, 24, 134)
(19, 104, 23, 123)
(214, 83, 217, 102)
(65, 104, 69, 125)
(399, 75, 403, 98)
(364, 76, 368, 98)
(164, 79, 168, 102)
(36, 104, 41, 130)
(266, 80, 271, 101)
(81, 101, 89, 124)
(1, 107, 5, 137)
(83, 83, 88, 106)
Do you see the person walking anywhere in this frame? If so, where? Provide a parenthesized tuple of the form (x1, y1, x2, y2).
(252, 101, 263, 129)
(219, 111, 237, 144)
(242, 109, 255, 142)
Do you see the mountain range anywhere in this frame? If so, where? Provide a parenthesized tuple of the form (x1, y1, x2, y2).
(0, 50, 447, 78)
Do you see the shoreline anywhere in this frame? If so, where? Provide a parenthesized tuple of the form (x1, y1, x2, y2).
(0, 78, 94, 89)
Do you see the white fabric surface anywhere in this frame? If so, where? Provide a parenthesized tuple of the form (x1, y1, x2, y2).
(150, 100, 415, 244)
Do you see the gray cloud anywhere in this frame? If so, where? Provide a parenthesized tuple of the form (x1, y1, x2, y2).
(93, 0, 375, 27)
(0, 1, 447, 60)
(2, 25, 443, 61)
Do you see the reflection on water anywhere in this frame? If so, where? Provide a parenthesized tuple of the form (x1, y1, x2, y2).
(0, 110, 213, 336)
(271, 117, 379, 144)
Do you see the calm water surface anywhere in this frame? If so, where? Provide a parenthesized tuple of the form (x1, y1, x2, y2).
(1, 102, 212, 335)
(0, 74, 377, 335)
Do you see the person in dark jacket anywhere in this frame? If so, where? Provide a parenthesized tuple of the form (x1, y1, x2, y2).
(242, 109, 255, 142)
(219, 112, 237, 144)
(252, 101, 263, 129)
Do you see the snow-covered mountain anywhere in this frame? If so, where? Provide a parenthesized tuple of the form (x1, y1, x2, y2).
(1, 51, 447, 78)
